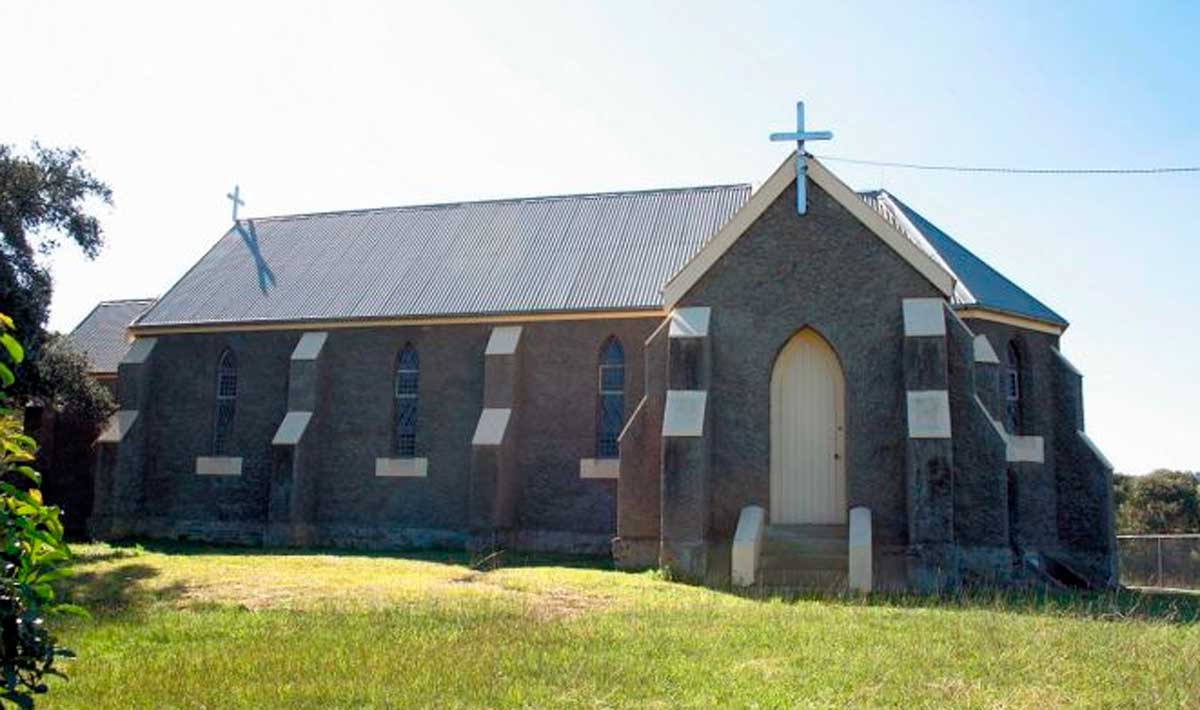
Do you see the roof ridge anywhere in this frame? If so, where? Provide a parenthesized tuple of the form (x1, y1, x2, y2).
(250, 183, 753, 224)
(98, 298, 157, 305)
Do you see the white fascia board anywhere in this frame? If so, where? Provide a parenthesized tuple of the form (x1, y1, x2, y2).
(661, 154, 956, 309)
(954, 306, 1066, 336)
(662, 157, 794, 308)
(874, 191, 974, 305)
(805, 158, 957, 297)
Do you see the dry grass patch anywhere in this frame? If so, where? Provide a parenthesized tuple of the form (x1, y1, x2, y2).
(40, 541, 1200, 709)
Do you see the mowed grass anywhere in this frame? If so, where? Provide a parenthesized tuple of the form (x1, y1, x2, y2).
(38, 542, 1200, 709)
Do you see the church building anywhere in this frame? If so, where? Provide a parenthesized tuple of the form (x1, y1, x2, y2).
(91, 151, 1117, 592)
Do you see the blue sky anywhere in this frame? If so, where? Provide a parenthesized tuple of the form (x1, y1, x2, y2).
(3, 1, 1196, 474)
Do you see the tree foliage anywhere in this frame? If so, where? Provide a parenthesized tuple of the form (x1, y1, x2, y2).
(32, 337, 114, 431)
(1115, 470, 1200, 534)
(0, 143, 112, 396)
(0, 314, 80, 708)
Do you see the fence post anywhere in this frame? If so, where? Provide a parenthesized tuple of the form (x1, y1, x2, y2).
(1157, 537, 1164, 587)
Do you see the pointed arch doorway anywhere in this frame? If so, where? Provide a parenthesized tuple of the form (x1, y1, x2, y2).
(770, 328, 846, 525)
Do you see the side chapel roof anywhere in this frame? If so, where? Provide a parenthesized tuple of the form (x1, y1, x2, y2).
(67, 298, 157, 374)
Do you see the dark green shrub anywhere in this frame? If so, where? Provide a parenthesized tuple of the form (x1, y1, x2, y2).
(0, 313, 81, 708)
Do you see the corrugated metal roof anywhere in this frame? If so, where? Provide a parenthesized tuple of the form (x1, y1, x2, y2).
(859, 191, 1068, 327)
(67, 299, 157, 373)
(137, 185, 751, 327)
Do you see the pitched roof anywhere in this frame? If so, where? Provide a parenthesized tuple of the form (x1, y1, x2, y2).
(67, 299, 157, 374)
(859, 190, 1068, 327)
(135, 185, 751, 328)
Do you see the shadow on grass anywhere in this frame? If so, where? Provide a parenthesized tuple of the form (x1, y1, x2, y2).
(726, 584, 1200, 625)
(80, 537, 613, 572)
(55, 561, 187, 617)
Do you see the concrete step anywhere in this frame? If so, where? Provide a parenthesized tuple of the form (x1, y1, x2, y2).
(758, 523, 849, 590)
(759, 553, 848, 573)
(763, 524, 849, 557)
(758, 568, 848, 590)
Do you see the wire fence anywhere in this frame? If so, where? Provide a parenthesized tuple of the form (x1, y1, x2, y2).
(1118, 534, 1200, 590)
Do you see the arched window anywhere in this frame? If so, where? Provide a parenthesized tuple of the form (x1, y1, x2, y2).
(394, 344, 419, 457)
(597, 338, 625, 458)
(1004, 340, 1022, 434)
(213, 348, 238, 455)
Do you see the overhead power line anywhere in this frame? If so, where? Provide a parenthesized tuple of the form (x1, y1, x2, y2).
(813, 155, 1200, 175)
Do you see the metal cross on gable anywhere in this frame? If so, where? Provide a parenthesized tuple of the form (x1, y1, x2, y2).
(226, 184, 245, 223)
(769, 101, 833, 215)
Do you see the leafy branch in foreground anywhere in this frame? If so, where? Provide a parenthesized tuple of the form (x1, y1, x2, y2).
(0, 313, 82, 708)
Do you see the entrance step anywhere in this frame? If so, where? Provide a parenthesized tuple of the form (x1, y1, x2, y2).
(758, 524, 848, 590)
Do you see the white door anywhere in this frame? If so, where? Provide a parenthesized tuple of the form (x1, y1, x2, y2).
(770, 329, 846, 524)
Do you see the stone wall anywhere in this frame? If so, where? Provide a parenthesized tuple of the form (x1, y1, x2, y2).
(675, 178, 944, 574)
(96, 317, 656, 552)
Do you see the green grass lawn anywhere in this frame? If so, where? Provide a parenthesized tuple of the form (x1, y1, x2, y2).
(38, 542, 1200, 709)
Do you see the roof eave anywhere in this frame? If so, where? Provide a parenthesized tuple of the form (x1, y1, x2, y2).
(953, 303, 1068, 335)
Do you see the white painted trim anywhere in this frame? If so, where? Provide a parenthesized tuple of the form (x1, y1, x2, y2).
(579, 458, 620, 479)
(944, 304, 973, 336)
(973, 334, 1000, 364)
(272, 411, 312, 446)
(97, 410, 138, 444)
(848, 506, 873, 593)
(954, 306, 1065, 335)
(1077, 430, 1113, 470)
(472, 408, 511, 446)
(131, 308, 664, 336)
(290, 331, 328, 361)
(375, 457, 429, 477)
(902, 298, 946, 337)
(662, 157, 794, 308)
(121, 337, 157, 365)
(485, 326, 522, 356)
(873, 192, 975, 304)
(668, 307, 711, 338)
(731, 505, 766, 587)
(662, 154, 955, 308)
(196, 456, 242, 476)
(906, 390, 952, 439)
(806, 158, 957, 296)
(662, 390, 707, 438)
(1052, 347, 1082, 376)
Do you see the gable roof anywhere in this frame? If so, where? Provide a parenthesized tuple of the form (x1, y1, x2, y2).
(67, 299, 157, 374)
(662, 154, 958, 307)
(859, 191, 1068, 328)
(135, 185, 750, 330)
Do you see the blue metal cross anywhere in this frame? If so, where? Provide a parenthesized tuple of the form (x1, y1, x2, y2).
(227, 184, 245, 223)
(769, 101, 833, 215)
